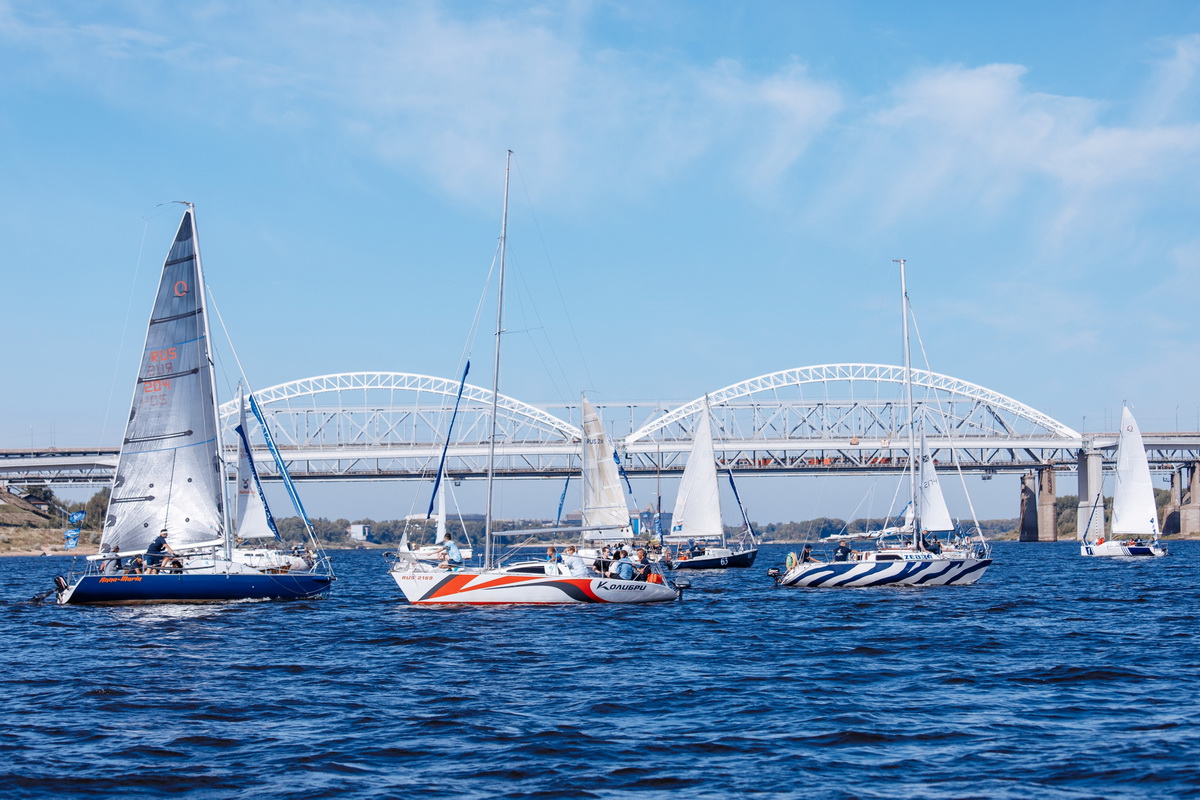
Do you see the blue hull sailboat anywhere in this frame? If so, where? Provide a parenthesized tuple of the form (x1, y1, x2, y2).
(55, 207, 333, 604)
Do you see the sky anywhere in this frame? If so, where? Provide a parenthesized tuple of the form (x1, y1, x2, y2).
(2, 1, 1199, 524)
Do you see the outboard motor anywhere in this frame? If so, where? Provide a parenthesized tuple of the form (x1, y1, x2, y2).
(766, 567, 782, 587)
(54, 575, 68, 593)
(671, 577, 691, 599)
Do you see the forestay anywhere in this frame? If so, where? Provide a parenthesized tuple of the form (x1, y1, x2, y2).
(101, 211, 226, 553)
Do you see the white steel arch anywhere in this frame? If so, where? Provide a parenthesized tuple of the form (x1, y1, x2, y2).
(626, 364, 1080, 443)
(217, 372, 581, 440)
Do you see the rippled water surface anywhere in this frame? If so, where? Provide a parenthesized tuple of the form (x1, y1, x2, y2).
(2, 543, 1198, 799)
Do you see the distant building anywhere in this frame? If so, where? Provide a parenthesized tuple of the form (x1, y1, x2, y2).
(347, 524, 371, 542)
(24, 496, 51, 512)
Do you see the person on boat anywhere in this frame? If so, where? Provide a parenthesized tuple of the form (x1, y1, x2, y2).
(833, 540, 853, 562)
(593, 545, 613, 575)
(101, 546, 123, 575)
(800, 544, 822, 564)
(545, 546, 561, 564)
(608, 550, 634, 581)
(923, 533, 942, 554)
(631, 548, 651, 581)
(658, 547, 673, 568)
(124, 554, 145, 575)
(563, 546, 590, 577)
(145, 529, 175, 574)
(435, 534, 463, 570)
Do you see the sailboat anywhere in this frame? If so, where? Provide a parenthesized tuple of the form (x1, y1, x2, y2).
(774, 259, 992, 588)
(54, 207, 334, 604)
(387, 153, 680, 604)
(667, 400, 758, 569)
(1080, 406, 1168, 557)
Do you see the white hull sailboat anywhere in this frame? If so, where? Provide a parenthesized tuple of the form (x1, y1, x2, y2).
(775, 259, 991, 589)
(388, 154, 679, 605)
(55, 207, 334, 604)
(667, 400, 758, 570)
(1080, 407, 1167, 558)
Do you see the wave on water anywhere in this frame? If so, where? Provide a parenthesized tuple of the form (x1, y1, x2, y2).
(1, 543, 1198, 799)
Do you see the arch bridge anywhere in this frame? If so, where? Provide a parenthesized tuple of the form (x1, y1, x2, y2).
(4, 366, 1200, 487)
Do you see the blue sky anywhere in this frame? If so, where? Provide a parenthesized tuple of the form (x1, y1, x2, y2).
(3, 1, 1199, 522)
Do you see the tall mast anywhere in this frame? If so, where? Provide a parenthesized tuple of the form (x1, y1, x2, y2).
(894, 258, 919, 549)
(483, 151, 512, 569)
(191, 204, 233, 561)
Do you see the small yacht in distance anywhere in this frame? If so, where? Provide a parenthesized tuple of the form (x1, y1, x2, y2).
(667, 399, 758, 570)
(1080, 406, 1167, 558)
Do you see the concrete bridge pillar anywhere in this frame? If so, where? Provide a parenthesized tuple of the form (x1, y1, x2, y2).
(1019, 467, 1058, 541)
(1180, 462, 1200, 537)
(1076, 449, 1105, 541)
(1162, 469, 1183, 535)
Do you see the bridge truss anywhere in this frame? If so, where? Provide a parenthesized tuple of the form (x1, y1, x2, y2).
(5, 366, 1200, 488)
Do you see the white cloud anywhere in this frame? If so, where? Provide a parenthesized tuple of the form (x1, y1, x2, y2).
(0, 1, 843, 205)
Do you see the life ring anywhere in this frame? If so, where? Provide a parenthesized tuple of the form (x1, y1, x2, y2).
(785, 552, 798, 571)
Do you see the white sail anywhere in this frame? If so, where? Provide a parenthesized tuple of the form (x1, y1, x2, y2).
(917, 428, 955, 533)
(436, 478, 447, 540)
(671, 402, 725, 541)
(1111, 407, 1159, 537)
(101, 210, 226, 552)
(233, 388, 277, 540)
(580, 396, 632, 537)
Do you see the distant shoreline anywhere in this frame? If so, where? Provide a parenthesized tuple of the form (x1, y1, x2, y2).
(2, 536, 1196, 557)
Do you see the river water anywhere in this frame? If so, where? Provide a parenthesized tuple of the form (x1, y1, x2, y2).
(1, 542, 1197, 799)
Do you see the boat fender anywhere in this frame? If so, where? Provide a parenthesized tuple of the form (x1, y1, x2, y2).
(54, 575, 68, 593)
(785, 552, 798, 571)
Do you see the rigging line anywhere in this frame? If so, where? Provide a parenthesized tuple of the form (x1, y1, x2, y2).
(506, 253, 569, 402)
(205, 285, 253, 396)
(511, 154, 597, 398)
(906, 294, 983, 534)
(100, 215, 153, 448)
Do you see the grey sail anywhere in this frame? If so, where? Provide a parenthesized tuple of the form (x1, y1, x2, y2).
(100, 210, 226, 552)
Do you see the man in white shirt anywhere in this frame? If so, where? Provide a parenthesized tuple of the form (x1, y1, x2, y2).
(562, 545, 590, 577)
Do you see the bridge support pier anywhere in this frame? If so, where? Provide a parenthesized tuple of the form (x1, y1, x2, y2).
(1176, 462, 1200, 537)
(1019, 467, 1058, 542)
(1076, 449, 1104, 541)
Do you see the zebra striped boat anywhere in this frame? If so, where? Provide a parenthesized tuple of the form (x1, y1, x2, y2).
(777, 542, 992, 588)
(772, 259, 992, 590)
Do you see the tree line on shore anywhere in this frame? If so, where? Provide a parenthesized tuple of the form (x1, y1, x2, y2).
(8, 485, 1180, 545)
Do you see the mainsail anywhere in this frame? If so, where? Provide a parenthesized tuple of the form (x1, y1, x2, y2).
(233, 388, 278, 540)
(1111, 406, 1159, 537)
(671, 402, 725, 541)
(580, 396, 632, 538)
(917, 428, 955, 533)
(101, 210, 226, 552)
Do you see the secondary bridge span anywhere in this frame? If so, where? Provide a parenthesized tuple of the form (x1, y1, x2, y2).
(6, 366, 1199, 488)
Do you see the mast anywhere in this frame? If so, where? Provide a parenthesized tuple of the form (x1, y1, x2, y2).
(894, 258, 920, 550)
(191, 205, 233, 561)
(483, 151, 512, 569)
